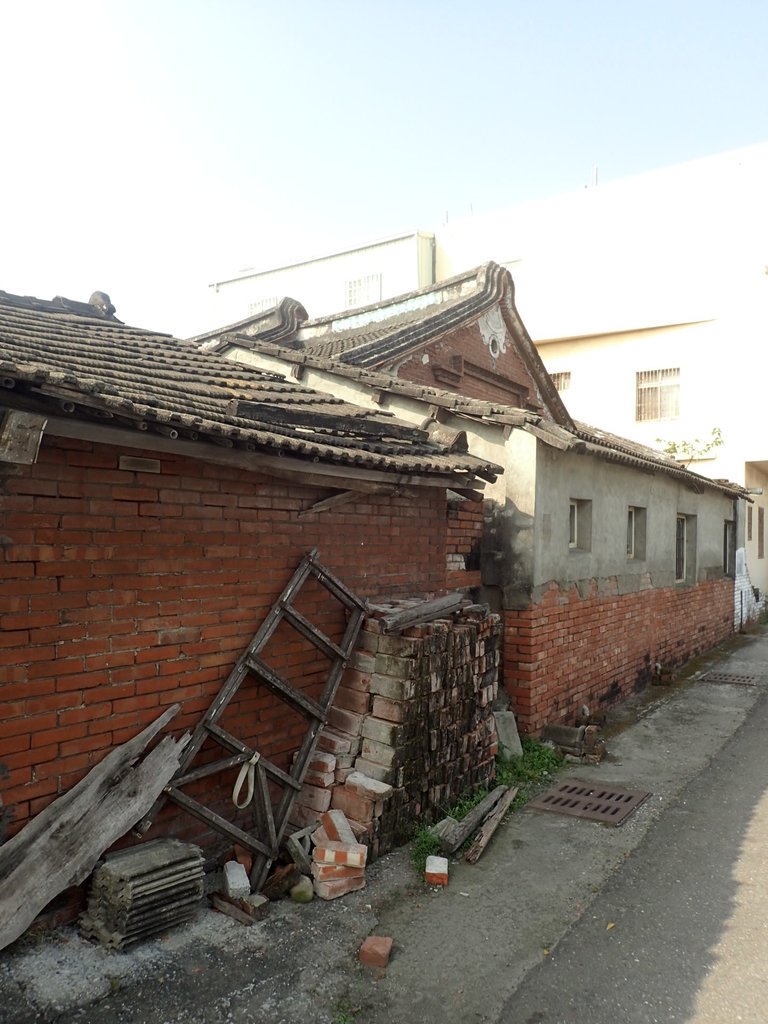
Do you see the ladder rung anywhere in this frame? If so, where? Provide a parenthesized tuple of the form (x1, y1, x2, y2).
(173, 753, 249, 787)
(205, 722, 302, 792)
(164, 788, 276, 859)
(245, 655, 327, 723)
(282, 604, 345, 660)
(311, 563, 367, 611)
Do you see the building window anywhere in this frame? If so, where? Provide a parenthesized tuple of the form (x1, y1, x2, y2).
(759, 507, 765, 559)
(675, 515, 686, 581)
(551, 371, 571, 392)
(748, 505, 753, 542)
(723, 520, 735, 576)
(248, 297, 279, 315)
(627, 506, 647, 560)
(636, 368, 680, 422)
(345, 273, 382, 309)
(676, 514, 697, 583)
(569, 498, 592, 552)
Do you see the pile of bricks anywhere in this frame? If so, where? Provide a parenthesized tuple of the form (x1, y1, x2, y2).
(311, 808, 368, 899)
(289, 606, 502, 866)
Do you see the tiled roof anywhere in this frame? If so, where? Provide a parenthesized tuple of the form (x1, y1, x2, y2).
(193, 261, 573, 429)
(208, 339, 745, 498)
(0, 291, 501, 484)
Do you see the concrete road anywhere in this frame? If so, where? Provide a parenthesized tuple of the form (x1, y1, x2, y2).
(500, 680, 768, 1023)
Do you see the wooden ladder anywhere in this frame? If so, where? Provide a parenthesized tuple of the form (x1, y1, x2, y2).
(137, 549, 367, 891)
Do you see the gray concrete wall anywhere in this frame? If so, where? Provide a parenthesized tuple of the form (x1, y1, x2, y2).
(532, 444, 736, 594)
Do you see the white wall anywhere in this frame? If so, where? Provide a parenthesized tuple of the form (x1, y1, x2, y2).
(208, 232, 434, 325)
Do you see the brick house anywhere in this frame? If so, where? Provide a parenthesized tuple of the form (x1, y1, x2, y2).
(195, 265, 748, 733)
(0, 288, 501, 855)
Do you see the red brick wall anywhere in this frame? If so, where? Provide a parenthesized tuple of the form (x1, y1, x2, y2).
(504, 577, 734, 734)
(0, 436, 448, 846)
(394, 326, 540, 407)
(445, 496, 484, 590)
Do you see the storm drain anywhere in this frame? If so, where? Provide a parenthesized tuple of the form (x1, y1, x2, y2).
(528, 780, 651, 826)
(703, 671, 764, 686)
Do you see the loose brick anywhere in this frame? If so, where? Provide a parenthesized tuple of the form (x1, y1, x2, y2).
(361, 716, 404, 746)
(345, 771, 393, 801)
(312, 840, 368, 869)
(328, 706, 365, 737)
(331, 787, 379, 824)
(370, 695, 408, 723)
(307, 751, 337, 773)
(303, 768, 335, 788)
(425, 855, 449, 886)
(351, 758, 395, 784)
(316, 729, 351, 755)
(359, 935, 394, 969)
(313, 875, 366, 900)
(311, 862, 365, 881)
(321, 808, 357, 845)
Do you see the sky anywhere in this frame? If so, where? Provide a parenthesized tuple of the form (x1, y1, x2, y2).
(2, 0, 767, 337)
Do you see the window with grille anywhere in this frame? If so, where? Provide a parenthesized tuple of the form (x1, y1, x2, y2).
(636, 368, 680, 422)
(345, 273, 382, 309)
(759, 507, 765, 559)
(551, 371, 571, 392)
(748, 505, 753, 542)
(248, 296, 280, 315)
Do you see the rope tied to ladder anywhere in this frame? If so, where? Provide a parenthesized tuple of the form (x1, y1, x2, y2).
(232, 751, 260, 809)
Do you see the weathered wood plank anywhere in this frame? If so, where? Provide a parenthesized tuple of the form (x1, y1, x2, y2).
(464, 787, 519, 863)
(438, 786, 508, 855)
(380, 592, 470, 634)
(0, 706, 188, 952)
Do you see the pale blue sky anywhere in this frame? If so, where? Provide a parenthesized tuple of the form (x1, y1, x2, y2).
(2, 0, 767, 335)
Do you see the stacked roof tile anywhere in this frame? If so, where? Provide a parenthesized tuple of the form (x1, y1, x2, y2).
(0, 291, 501, 484)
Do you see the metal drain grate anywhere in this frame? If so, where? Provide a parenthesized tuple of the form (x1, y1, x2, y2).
(703, 672, 763, 686)
(528, 780, 651, 826)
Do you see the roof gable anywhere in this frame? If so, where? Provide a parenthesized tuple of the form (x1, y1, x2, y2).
(196, 262, 573, 429)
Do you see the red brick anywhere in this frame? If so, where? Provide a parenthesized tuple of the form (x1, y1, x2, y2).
(313, 875, 366, 900)
(359, 935, 393, 969)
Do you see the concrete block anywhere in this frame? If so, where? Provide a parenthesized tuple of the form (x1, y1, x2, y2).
(223, 860, 251, 900)
(425, 855, 449, 886)
(494, 710, 523, 760)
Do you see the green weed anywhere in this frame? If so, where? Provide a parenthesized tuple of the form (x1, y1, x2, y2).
(496, 736, 564, 808)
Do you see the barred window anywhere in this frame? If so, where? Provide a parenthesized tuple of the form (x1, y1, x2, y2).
(636, 368, 680, 422)
(345, 273, 382, 309)
(248, 297, 279, 315)
(551, 371, 571, 392)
